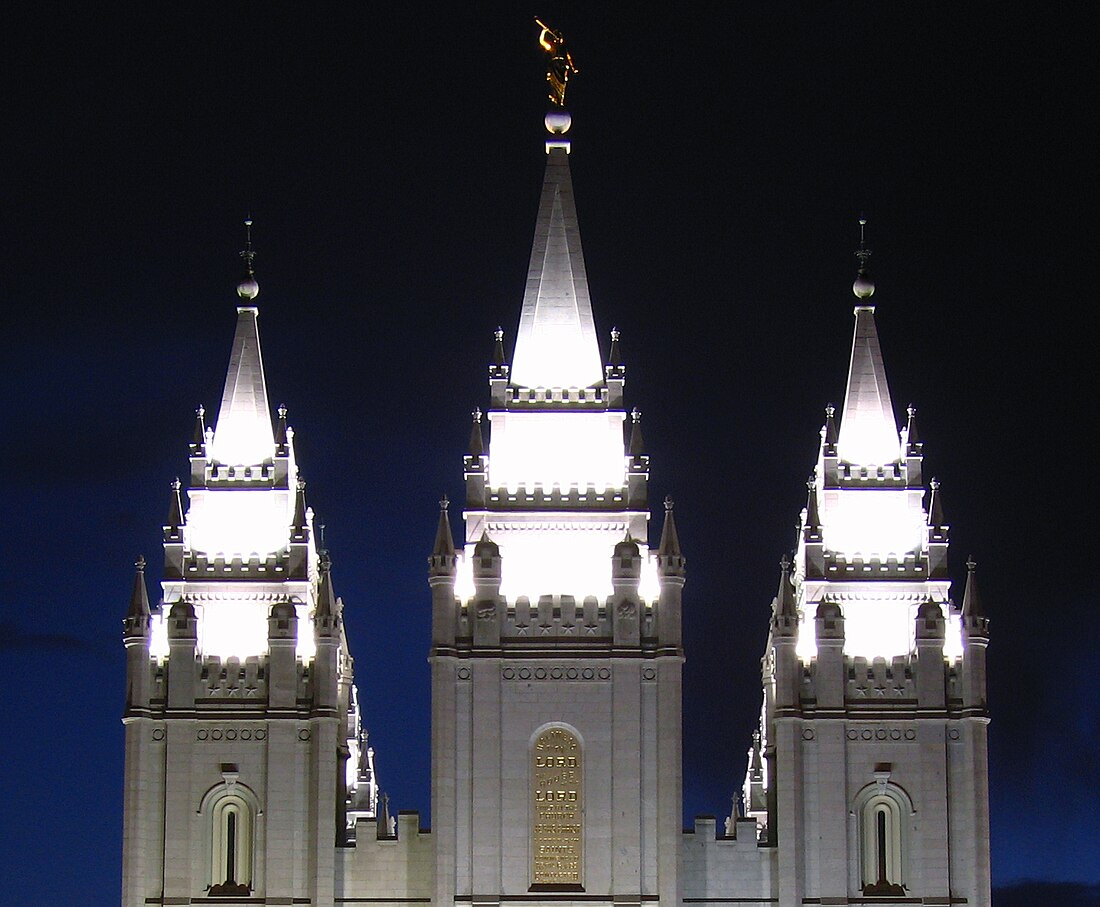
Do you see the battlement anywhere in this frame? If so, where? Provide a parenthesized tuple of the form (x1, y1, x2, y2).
(819, 551, 928, 578)
(793, 653, 965, 712)
(178, 550, 304, 579)
(504, 384, 610, 407)
(681, 816, 775, 901)
(453, 593, 657, 642)
(338, 812, 432, 900)
(485, 485, 628, 508)
(205, 461, 278, 484)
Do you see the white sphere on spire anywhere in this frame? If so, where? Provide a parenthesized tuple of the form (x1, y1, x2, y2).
(237, 277, 260, 300)
(852, 272, 875, 299)
(545, 110, 572, 134)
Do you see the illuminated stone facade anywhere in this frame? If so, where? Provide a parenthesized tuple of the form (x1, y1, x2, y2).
(120, 125, 990, 907)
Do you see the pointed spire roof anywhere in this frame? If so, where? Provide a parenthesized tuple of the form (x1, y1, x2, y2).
(510, 146, 602, 389)
(962, 556, 986, 619)
(837, 304, 899, 465)
(658, 496, 682, 559)
(210, 304, 274, 464)
(469, 408, 484, 457)
(837, 221, 898, 465)
(928, 477, 947, 528)
(128, 555, 151, 620)
(773, 554, 798, 620)
(432, 495, 455, 559)
(316, 550, 338, 620)
(629, 408, 644, 456)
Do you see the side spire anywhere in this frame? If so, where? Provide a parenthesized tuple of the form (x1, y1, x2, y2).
(127, 554, 151, 621)
(837, 219, 899, 465)
(211, 219, 274, 464)
(509, 62, 602, 389)
(431, 495, 456, 560)
(961, 556, 986, 619)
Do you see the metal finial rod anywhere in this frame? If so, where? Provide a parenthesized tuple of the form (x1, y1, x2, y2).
(854, 217, 872, 268)
(240, 215, 256, 276)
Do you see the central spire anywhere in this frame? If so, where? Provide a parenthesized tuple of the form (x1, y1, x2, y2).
(510, 144, 603, 389)
(837, 220, 899, 465)
(211, 219, 274, 465)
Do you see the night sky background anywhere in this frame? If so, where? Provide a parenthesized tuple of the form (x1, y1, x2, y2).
(4, 4, 1096, 905)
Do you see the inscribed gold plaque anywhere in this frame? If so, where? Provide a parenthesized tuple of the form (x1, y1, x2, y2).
(532, 728, 582, 884)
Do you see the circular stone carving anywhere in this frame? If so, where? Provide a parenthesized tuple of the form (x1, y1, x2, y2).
(197, 729, 209, 740)
(890, 729, 902, 740)
(534, 668, 547, 680)
(642, 667, 657, 681)
(255, 729, 266, 741)
(456, 667, 471, 680)
(519, 668, 532, 680)
(550, 667, 563, 680)
(226, 729, 238, 741)
(875, 729, 887, 740)
(598, 668, 611, 680)
(211, 729, 223, 741)
(582, 668, 595, 680)
(846, 730, 858, 740)
(566, 668, 578, 680)
(948, 728, 960, 740)
(904, 729, 916, 741)
(298, 729, 311, 741)
(861, 729, 873, 741)
(152, 728, 165, 741)
(241, 729, 252, 740)
(802, 728, 815, 741)
(502, 667, 515, 680)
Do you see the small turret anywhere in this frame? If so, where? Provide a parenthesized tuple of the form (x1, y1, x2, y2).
(315, 550, 341, 632)
(267, 599, 299, 709)
(803, 476, 821, 542)
(166, 599, 198, 710)
(628, 408, 644, 457)
(960, 557, 990, 712)
(914, 599, 947, 709)
(771, 555, 799, 634)
(468, 408, 484, 458)
(429, 497, 458, 647)
(275, 403, 289, 456)
(472, 532, 503, 646)
(164, 479, 184, 540)
(656, 498, 685, 645)
(489, 328, 509, 405)
(124, 555, 152, 634)
(813, 598, 845, 709)
(605, 327, 625, 405)
(190, 405, 206, 455)
(123, 556, 153, 714)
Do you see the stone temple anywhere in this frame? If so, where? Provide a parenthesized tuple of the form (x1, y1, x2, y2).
(119, 104, 991, 907)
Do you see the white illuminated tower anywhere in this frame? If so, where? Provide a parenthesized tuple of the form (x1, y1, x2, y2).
(429, 110, 686, 907)
(745, 232, 992, 905)
(120, 244, 378, 907)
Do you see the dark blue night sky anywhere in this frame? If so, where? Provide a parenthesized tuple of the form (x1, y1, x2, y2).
(4, 5, 1095, 904)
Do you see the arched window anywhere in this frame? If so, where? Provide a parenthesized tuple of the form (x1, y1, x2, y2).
(531, 726, 583, 887)
(856, 786, 908, 896)
(200, 785, 257, 896)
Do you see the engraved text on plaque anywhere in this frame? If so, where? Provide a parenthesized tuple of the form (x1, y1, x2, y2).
(532, 727, 582, 885)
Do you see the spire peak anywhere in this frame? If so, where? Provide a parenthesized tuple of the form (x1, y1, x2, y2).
(127, 554, 151, 621)
(837, 294, 898, 465)
(510, 131, 602, 389)
(237, 216, 260, 300)
(962, 556, 986, 620)
(210, 304, 274, 464)
(852, 217, 875, 300)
